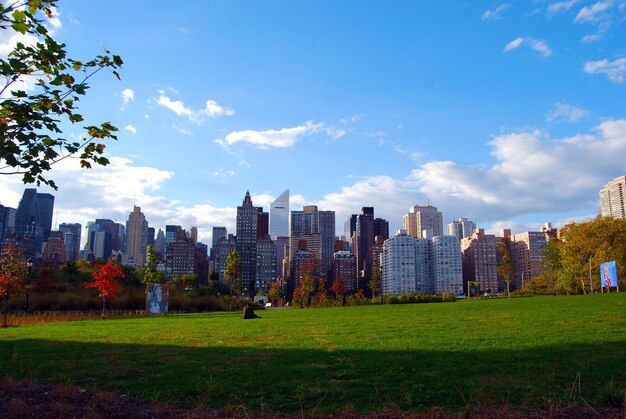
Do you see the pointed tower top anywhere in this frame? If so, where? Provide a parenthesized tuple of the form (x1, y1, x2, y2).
(243, 190, 252, 205)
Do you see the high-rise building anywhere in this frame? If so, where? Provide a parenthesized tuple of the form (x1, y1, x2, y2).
(148, 227, 156, 246)
(165, 225, 182, 248)
(42, 231, 66, 267)
(332, 250, 357, 294)
(381, 230, 430, 295)
(429, 235, 463, 295)
(165, 229, 196, 282)
(270, 189, 289, 239)
(236, 191, 258, 296)
(155, 228, 166, 257)
(86, 219, 124, 261)
(0, 203, 16, 240)
(510, 231, 548, 288)
(190, 226, 198, 244)
(352, 207, 389, 289)
(255, 236, 277, 294)
(289, 205, 335, 286)
(403, 204, 443, 238)
(214, 234, 236, 282)
(123, 206, 149, 267)
(14, 188, 55, 257)
(448, 217, 476, 242)
(59, 223, 81, 262)
(461, 229, 499, 293)
(599, 175, 625, 219)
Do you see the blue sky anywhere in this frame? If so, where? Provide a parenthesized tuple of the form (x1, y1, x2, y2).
(1, 1, 625, 243)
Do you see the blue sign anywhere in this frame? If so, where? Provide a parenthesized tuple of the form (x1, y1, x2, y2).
(600, 261, 618, 288)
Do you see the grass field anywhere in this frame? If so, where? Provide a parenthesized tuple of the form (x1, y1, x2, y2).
(1, 294, 625, 415)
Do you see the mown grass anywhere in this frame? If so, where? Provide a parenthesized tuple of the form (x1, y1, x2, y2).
(1, 294, 625, 414)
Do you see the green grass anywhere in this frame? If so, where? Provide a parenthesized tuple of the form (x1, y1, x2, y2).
(1, 294, 625, 414)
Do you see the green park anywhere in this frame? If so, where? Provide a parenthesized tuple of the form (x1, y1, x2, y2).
(1, 294, 625, 415)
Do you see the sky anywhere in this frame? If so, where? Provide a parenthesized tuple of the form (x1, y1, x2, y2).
(1, 1, 625, 244)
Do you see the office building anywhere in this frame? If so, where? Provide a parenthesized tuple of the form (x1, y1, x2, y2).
(165, 229, 196, 282)
(123, 206, 149, 267)
(269, 189, 289, 239)
(59, 223, 81, 262)
(332, 250, 357, 294)
(461, 229, 499, 293)
(14, 188, 55, 257)
(402, 204, 443, 239)
(236, 191, 258, 296)
(599, 175, 625, 219)
(448, 217, 476, 242)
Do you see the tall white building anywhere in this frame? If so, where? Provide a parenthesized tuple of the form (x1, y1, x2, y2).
(403, 205, 443, 238)
(448, 217, 476, 242)
(429, 235, 463, 295)
(600, 176, 625, 220)
(381, 230, 461, 296)
(270, 189, 289, 239)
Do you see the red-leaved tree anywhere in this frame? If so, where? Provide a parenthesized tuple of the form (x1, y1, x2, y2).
(0, 244, 28, 328)
(84, 259, 125, 319)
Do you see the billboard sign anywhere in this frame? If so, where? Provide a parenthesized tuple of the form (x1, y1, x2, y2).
(146, 283, 169, 314)
(600, 261, 618, 288)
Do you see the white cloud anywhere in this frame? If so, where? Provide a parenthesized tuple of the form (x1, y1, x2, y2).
(504, 37, 552, 58)
(547, 0, 579, 15)
(327, 127, 347, 139)
(155, 94, 234, 124)
(583, 57, 626, 83)
(217, 121, 323, 149)
(546, 102, 590, 122)
(213, 168, 235, 178)
(121, 88, 134, 104)
(575, 1, 612, 23)
(581, 32, 605, 42)
(125, 124, 137, 134)
(482, 4, 510, 20)
(504, 37, 524, 52)
(407, 119, 626, 223)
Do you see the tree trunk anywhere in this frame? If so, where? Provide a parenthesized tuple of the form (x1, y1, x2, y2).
(507, 282, 511, 299)
(101, 296, 106, 319)
(2, 300, 7, 328)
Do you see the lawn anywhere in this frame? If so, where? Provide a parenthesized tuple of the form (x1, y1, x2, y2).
(1, 294, 625, 415)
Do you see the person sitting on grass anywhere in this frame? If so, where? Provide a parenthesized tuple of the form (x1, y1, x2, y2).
(242, 302, 260, 319)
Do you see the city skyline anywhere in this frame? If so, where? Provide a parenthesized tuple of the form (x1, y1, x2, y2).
(1, 1, 625, 243)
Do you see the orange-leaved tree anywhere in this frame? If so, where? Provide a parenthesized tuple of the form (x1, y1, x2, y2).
(0, 244, 28, 327)
(84, 259, 125, 319)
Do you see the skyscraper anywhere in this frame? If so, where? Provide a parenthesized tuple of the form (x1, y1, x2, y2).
(59, 223, 81, 262)
(14, 188, 54, 257)
(448, 217, 476, 242)
(289, 205, 335, 289)
(0, 203, 16, 241)
(599, 175, 626, 220)
(270, 189, 289, 239)
(352, 207, 389, 289)
(381, 230, 430, 295)
(461, 229, 499, 293)
(429, 235, 463, 295)
(403, 204, 443, 238)
(165, 229, 196, 282)
(165, 225, 182, 248)
(124, 206, 148, 267)
(236, 191, 258, 296)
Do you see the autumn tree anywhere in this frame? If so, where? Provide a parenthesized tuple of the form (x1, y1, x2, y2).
(368, 266, 381, 301)
(497, 241, 513, 298)
(558, 217, 626, 293)
(331, 274, 346, 305)
(84, 259, 125, 319)
(268, 281, 282, 306)
(0, 244, 27, 327)
(542, 238, 563, 296)
(0, 0, 123, 188)
(313, 276, 329, 307)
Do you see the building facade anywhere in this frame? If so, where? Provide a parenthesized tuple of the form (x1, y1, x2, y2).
(402, 204, 443, 239)
(600, 175, 626, 220)
(448, 217, 476, 242)
(236, 191, 258, 296)
(461, 229, 499, 293)
(123, 205, 149, 267)
(270, 189, 289, 239)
